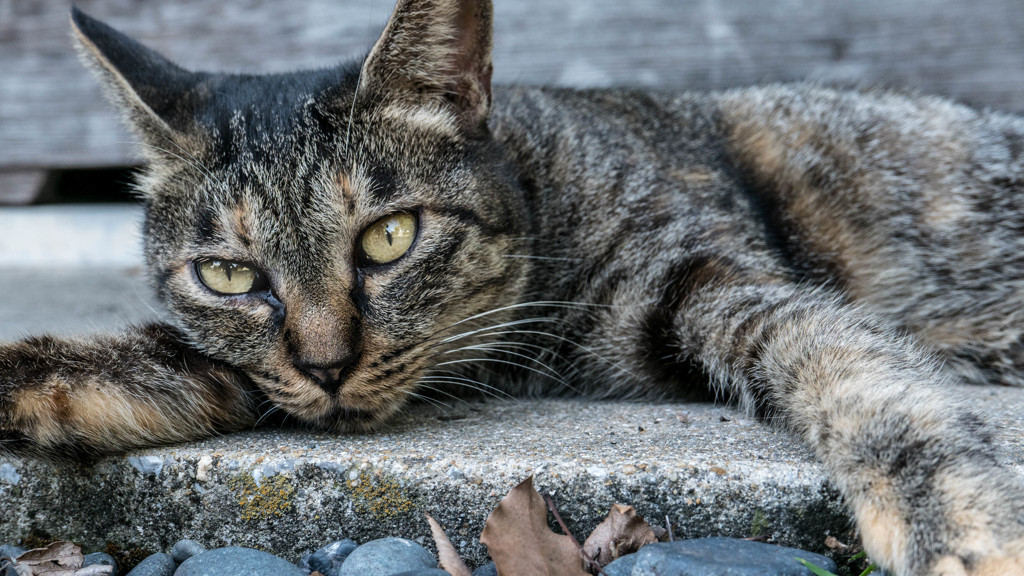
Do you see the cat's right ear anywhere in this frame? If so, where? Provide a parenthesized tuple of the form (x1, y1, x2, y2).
(360, 0, 493, 132)
(70, 7, 205, 159)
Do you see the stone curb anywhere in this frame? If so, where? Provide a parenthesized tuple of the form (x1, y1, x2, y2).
(3, 391, 1022, 568)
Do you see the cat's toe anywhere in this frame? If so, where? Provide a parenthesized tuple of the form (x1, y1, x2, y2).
(926, 536, 1024, 576)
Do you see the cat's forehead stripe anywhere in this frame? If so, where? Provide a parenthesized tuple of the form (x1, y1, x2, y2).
(337, 171, 354, 209)
(337, 165, 398, 209)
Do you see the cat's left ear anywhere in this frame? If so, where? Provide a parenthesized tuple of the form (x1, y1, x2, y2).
(360, 0, 493, 131)
(70, 7, 206, 159)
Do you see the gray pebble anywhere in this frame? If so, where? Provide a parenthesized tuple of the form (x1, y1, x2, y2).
(471, 562, 497, 576)
(173, 547, 305, 576)
(304, 539, 358, 576)
(391, 571, 450, 576)
(170, 540, 206, 564)
(306, 552, 335, 575)
(602, 537, 837, 575)
(316, 539, 358, 559)
(0, 545, 24, 576)
(84, 552, 119, 576)
(338, 538, 436, 576)
(126, 553, 176, 576)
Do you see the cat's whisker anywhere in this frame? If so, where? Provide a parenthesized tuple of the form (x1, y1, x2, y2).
(154, 133, 225, 187)
(126, 140, 225, 190)
(416, 382, 514, 406)
(453, 328, 639, 380)
(415, 299, 631, 348)
(344, 0, 378, 158)
(401, 388, 456, 412)
(433, 317, 565, 347)
(440, 340, 583, 381)
(432, 357, 578, 393)
(446, 300, 614, 328)
(254, 405, 282, 428)
(415, 375, 517, 401)
(501, 254, 584, 262)
(412, 382, 486, 408)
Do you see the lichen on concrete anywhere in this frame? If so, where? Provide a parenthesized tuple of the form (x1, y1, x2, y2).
(345, 468, 418, 521)
(228, 472, 296, 522)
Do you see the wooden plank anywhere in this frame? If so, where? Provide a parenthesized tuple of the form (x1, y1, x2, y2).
(0, 171, 49, 206)
(1, 0, 1023, 170)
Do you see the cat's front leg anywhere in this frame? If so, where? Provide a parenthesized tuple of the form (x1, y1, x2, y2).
(0, 323, 258, 458)
(673, 277, 1024, 576)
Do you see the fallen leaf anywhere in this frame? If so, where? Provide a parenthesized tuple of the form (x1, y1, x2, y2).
(426, 514, 472, 576)
(651, 524, 669, 542)
(582, 504, 658, 567)
(72, 566, 114, 576)
(480, 476, 588, 576)
(824, 535, 850, 552)
(13, 542, 83, 576)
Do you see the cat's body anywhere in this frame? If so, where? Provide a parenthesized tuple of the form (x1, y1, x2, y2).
(1, 1, 1023, 574)
(494, 84, 1024, 395)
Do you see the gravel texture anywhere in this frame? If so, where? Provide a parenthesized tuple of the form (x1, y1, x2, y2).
(1, 536, 846, 576)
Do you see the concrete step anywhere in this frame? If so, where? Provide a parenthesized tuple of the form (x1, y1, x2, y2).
(1, 390, 1022, 567)
(0, 401, 854, 565)
(0, 204, 156, 341)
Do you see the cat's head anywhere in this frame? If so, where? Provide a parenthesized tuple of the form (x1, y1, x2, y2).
(70, 0, 530, 429)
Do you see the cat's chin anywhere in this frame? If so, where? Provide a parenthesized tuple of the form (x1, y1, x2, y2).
(321, 405, 397, 433)
(260, 398, 397, 433)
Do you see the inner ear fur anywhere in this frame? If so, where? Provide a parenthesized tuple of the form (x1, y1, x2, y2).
(70, 7, 206, 157)
(360, 0, 494, 130)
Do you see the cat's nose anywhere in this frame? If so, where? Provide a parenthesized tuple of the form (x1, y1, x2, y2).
(294, 353, 358, 396)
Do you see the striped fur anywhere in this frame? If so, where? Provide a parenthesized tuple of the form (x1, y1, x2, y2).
(1, 1, 1023, 573)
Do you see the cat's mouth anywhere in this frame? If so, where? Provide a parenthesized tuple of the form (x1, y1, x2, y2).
(247, 366, 411, 431)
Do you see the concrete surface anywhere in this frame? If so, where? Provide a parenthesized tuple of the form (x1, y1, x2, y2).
(0, 391, 1022, 567)
(1, 206, 1023, 567)
(0, 204, 157, 342)
(0, 267, 162, 341)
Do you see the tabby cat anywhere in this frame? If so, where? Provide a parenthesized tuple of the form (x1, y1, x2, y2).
(1, 0, 1022, 573)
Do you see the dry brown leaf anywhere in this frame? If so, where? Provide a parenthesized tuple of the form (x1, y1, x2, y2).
(426, 513, 472, 576)
(71, 567, 114, 576)
(582, 504, 658, 567)
(480, 476, 588, 576)
(13, 542, 84, 576)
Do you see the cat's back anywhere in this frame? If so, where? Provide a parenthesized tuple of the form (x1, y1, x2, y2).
(491, 83, 1024, 387)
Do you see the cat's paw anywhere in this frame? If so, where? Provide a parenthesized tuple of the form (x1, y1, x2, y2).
(855, 466, 1024, 576)
(928, 543, 1024, 576)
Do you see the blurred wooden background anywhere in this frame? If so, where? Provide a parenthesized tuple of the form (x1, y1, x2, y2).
(2, 0, 1023, 202)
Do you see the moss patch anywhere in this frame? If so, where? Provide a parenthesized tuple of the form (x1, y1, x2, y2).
(750, 509, 770, 538)
(228, 473, 296, 522)
(19, 528, 55, 550)
(104, 541, 153, 572)
(345, 469, 417, 520)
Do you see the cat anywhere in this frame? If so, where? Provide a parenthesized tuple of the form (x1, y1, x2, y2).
(0, 0, 1022, 573)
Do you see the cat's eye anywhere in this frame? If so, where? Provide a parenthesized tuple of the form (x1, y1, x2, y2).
(360, 212, 418, 265)
(195, 260, 268, 295)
